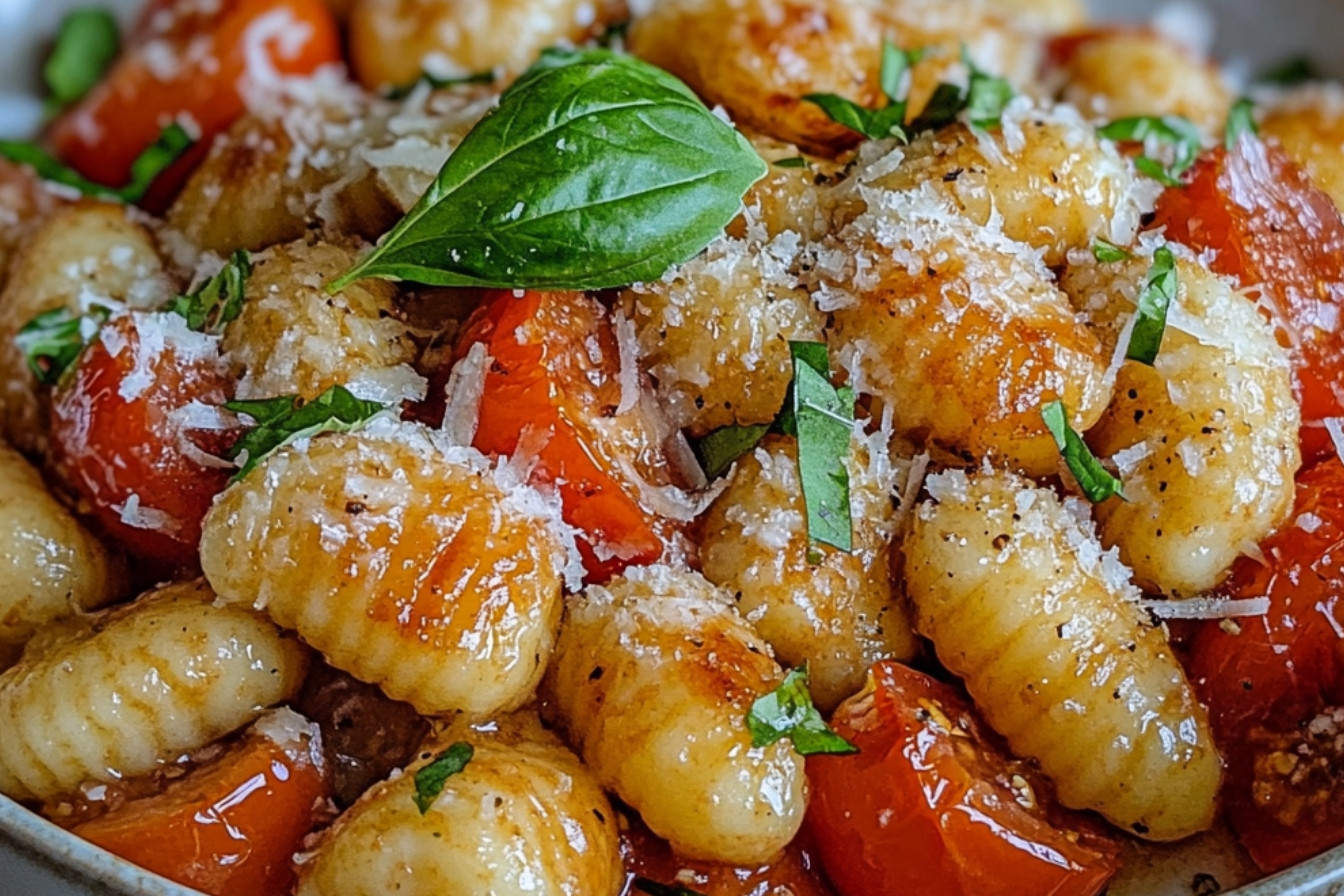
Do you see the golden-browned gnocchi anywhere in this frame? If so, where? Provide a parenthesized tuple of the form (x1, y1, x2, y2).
(546, 564, 806, 865)
(1260, 84, 1344, 211)
(0, 202, 173, 454)
(295, 712, 623, 896)
(220, 240, 421, 402)
(0, 445, 123, 667)
(200, 419, 576, 717)
(1062, 251, 1300, 596)
(726, 132, 838, 243)
(0, 579, 308, 801)
(825, 192, 1110, 475)
(903, 467, 1222, 841)
(698, 432, 919, 711)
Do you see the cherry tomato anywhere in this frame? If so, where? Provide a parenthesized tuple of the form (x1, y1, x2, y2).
(71, 713, 329, 896)
(1186, 458, 1344, 872)
(454, 290, 685, 582)
(620, 815, 835, 896)
(806, 661, 1120, 896)
(47, 0, 341, 210)
(49, 312, 236, 570)
(1151, 135, 1344, 462)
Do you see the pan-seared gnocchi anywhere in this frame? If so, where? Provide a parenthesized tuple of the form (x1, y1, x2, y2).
(295, 712, 623, 896)
(1259, 84, 1344, 211)
(903, 467, 1222, 841)
(0, 579, 308, 801)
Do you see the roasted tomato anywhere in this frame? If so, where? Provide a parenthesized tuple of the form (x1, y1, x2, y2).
(454, 290, 687, 582)
(48, 312, 236, 570)
(70, 710, 329, 896)
(620, 814, 835, 896)
(1187, 457, 1344, 872)
(48, 0, 340, 209)
(806, 661, 1120, 896)
(1151, 134, 1344, 462)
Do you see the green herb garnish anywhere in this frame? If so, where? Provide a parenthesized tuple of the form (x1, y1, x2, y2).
(330, 48, 765, 293)
(1098, 115, 1203, 187)
(13, 306, 107, 385)
(778, 342, 855, 555)
(167, 249, 251, 333)
(1256, 56, 1320, 86)
(772, 156, 809, 169)
(43, 8, 120, 116)
(803, 41, 920, 142)
(0, 121, 193, 203)
(1224, 97, 1258, 149)
(223, 384, 389, 480)
(383, 68, 496, 100)
(1041, 399, 1127, 503)
(1126, 246, 1177, 366)
(1091, 238, 1131, 263)
(745, 666, 857, 756)
(907, 46, 1014, 132)
(412, 742, 473, 814)
(693, 423, 770, 479)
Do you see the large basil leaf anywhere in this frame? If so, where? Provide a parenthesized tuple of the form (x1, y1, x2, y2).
(330, 48, 767, 292)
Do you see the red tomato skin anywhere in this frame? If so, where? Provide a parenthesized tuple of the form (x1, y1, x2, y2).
(455, 290, 677, 583)
(72, 719, 329, 896)
(806, 662, 1120, 896)
(48, 0, 341, 209)
(1151, 135, 1344, 462)
(1187, 458, 1344, 872)
(48, 313, 235, 570)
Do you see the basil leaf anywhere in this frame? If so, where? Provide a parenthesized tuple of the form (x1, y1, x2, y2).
(43, 8, 120, 115)
(596, 20, 631, 48)
(223, 384, 389, 480)
(0, 121, 193, 203)
(1091, 238, 1131, 263)
(772, 156, 808, 169)
(909, 47, 1013, 133)
(634, 879, 707, 896)
(804, 41, 916, 142)
(1127, 246, 1177, 366)
(693, 423, 770, 480)
(1224, 97, 1258, 149)
(779, 341, 854, 554)
(13, 306, 107, 385)
(384, 67, 496, 100)
(1040, 399, 1127, 503)
(1256, 56, 1320, 86)
(745, 666, 857, 756)
(167, 249, 251, 333)
(330, 48, 766, 293)
(1098, 115, 1202, 186)
(412, 742, 473, 814)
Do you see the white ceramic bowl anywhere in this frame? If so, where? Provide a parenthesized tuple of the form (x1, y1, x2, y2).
(1, 1, 1343, 894)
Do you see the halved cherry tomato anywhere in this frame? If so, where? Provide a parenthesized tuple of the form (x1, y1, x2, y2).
(48, 0, 341, 209)
(1151, 135, 1344, 462)
(454, 290, 685, 582)
(806, 661, 1120, 896)
(620, 814, 835, 896)
(1186, 458, 1344, 872)
(71, 711, 329, 896)
(48, 312, 237, 571)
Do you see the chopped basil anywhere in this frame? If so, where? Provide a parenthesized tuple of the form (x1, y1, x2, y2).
(745, 666, 857, 756)
(330, 48, 765, 293)
(1256, 56, 1320, 86)
(223, 385, 389, 480)
(383, 68, 496, 100)
(693, 423, 770, 479)
(772, 156, 809, 169)
(633, 879, 706, 896)
(1091, 238, 1131, 263)
(1098, 115, 1202, 187)
(167, 249, 251, 333)
(908, 46, 1014, 132)
(1040, 399, 1127, 503)
(412, 742, 473, 814)
(778, 342, 854, 555)
(0, 122, 193, 203)
(1224, 97, 1258, 149)
(43, 8, 120, 115)
(804, 41, 919, 142)
(1126, 246, 1177, 366)
(13, 306, 107, 385)
(595, 20, 631, 48)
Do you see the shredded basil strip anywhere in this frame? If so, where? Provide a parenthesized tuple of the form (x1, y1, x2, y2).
(13, 306, 107, 385)
(384, 68, 496, 100)
(1091, 238, 1131, 263)
(0, 122, 193, 203)
(167, 249, 251, 333)
(1127, 246, 1177, 365)
(693, 423, 770, 480)
(1098, 115, 1202, 187)
(633, 879, 707, 896)
(745, 666, 857, 756)
(772, 156, 809, 169)
(1256, 56, 1320, 86)
(330, 48, 766, 292)
(1040, 399, 1127, 503)
(803, 40, 919, 142)
(1224, 97, 1258, 149)
(412, 742, 474, 815)
(779, 342, 854, 554)
(223, 385, 389, 481)
(43, 8, 120, 115)
(908, 46, 1014, 132)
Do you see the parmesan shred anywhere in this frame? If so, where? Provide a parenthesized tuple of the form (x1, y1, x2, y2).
(1325, 417, 1344, 465)
(613, 311, 641, 416)
(441, 343, 490, 447)
(1139, 596, 1271, 620)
